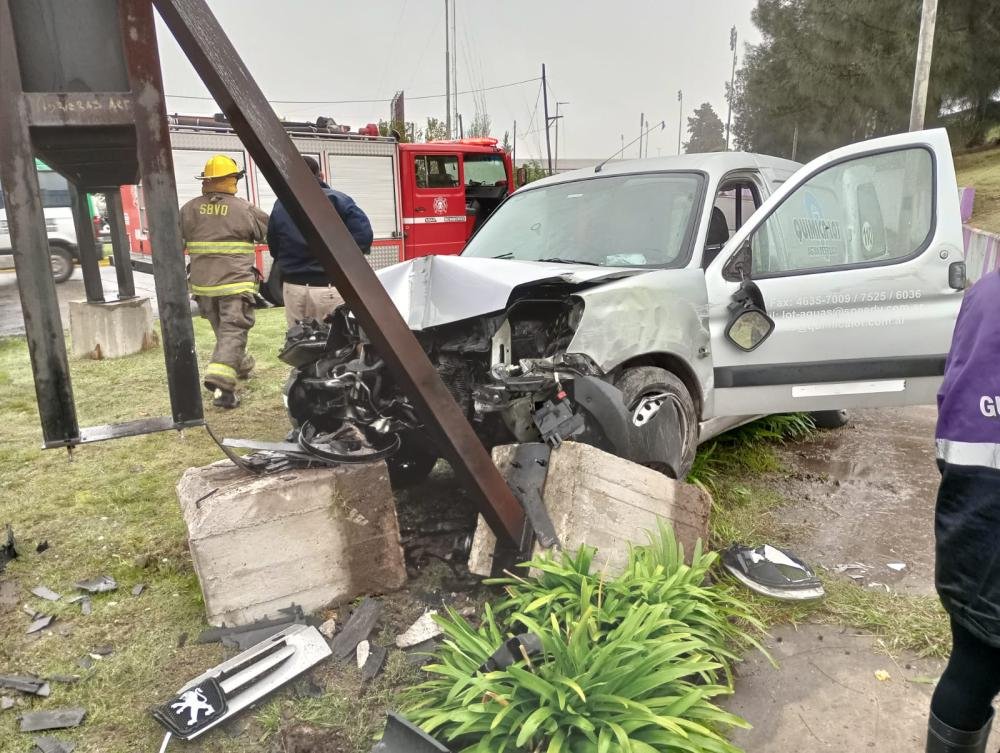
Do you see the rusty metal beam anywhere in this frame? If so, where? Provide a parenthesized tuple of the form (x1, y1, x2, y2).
(151, 0, 525, 544)
(120, 0, 203, 429)
(105, 191, 136, 299)
(0, 0, 80, 447)
(69, 182, 106, 303)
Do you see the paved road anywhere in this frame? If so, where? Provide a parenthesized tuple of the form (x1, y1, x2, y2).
(0, 266, 160, 337)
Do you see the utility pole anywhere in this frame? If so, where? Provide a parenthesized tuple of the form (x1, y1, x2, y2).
(554, 101, 569, 172)
(451, 0, 458, 137)
(458, 113, 464, 139)
(677, 90, 683, 154)
(620, 133, 625, 159)
(909, 0, 938, 131)
(726, 25, 737, 150)
(791, 123, 799, 161)
(542, 64, 553, 175)
(444, 0, 451, 139)
(512, 118, 517, 174)
(639, 112, 644, 158)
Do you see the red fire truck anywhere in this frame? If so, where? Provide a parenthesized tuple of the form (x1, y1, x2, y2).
(119, 116, 515, 299)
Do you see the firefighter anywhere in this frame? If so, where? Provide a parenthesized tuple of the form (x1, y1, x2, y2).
(180, 155, 269, 409)
(926, 270, 1000, 752)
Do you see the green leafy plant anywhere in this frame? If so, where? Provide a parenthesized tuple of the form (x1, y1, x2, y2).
(403, 523, 766, 752)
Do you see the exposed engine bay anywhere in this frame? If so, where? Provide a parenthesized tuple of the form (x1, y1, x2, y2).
(280, 278, 689, 487)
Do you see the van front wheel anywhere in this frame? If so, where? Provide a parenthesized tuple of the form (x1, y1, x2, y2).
(50, 245, 74, 283)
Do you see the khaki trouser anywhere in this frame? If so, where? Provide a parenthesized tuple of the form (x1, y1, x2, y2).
(283, 282, 345, 329)
(195, 293, 256, 390)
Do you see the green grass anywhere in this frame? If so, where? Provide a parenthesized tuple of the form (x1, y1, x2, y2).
(955, 145, 1000, 234)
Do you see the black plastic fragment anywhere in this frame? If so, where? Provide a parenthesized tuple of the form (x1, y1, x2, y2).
(361, 645, 388, 683)
(478, 633, 544, 673)
(0, 525, 17, 572)
(330, 598, 381, 660)
(197, 605, 308, 651)
(35, 541, 49, 555)
(371, 712, 451, 753)
(19, 707, 86, 733)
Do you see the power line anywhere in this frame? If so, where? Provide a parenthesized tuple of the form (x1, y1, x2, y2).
(165, 76, 541, 106)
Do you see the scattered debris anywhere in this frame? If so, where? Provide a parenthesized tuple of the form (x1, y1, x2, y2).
(294, 674, 325, 699)
(197, 605, 308, 652)
(874, 669, 891, 682)
(35, 541, 49, 555)
(1, 696, 14, 710)
(177, 633, 188, 649)
(80, 598, 92, 616)
(356, 640, 371, 669)
(26, 615, 54, 634)
(361, 645, 388, 684)
(330, 598, 381, 660)
(0, 525, 17, 573)
(22, 605, 38, 618)
(371, 712, 452, 753)
(90, 645, 113, 657)
(74, 576, 117, 594)
(868, 582, 891, 592)
(31, 586, 61, 602)
(396, 611, 443, 649)
(131, 584, 145, 597)
(152, 624, 331, 741)
(722, 544, 825, 601)
(318, 618, 337, 640)
(887, 562, 907, 572)
(478, 633, 544, 673)
(833, 562, 869, 581)
(0, 675, 50, 697)
(75, 657, 93, 671)
(46, 675, 79, 685)
(33, 737, 75, 753)
(19, 707, 86, 733)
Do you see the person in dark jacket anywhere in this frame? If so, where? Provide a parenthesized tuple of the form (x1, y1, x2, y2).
(926, 269, 1000, 753)
(267, 156, 373, 328)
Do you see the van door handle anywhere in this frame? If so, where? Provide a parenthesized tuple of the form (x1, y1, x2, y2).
(414, 207, 426, 213)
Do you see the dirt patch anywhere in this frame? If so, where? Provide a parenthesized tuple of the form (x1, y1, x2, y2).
(761, 407, 939, 596)
(279, 723, 353, 753)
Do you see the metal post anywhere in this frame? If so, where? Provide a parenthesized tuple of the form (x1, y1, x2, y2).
(69, 182, 106, 302)
(450, 0, 457, 134)
(444, 0, 451, 139)
(121, 0, 203, 427)
(726, 26, 737, 150)
(0, 0, 79, 447)
(639, 112, 644, 158)
(542, 64, 553, 175)
(153, 0, 526, 546)
(909, 0, 938, 131)
(458, 112, 463, 139)
(677, 90, 683, 154)
(106, 190, 136, 299)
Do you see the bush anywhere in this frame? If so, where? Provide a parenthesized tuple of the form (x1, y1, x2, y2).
(403, 523, 766, 752)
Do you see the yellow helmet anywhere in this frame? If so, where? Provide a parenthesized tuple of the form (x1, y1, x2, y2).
(196, 155, 244, 181)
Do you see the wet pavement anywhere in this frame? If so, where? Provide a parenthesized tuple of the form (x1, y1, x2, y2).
(0, 266, 160, 337)
(766, 406, 939, 596)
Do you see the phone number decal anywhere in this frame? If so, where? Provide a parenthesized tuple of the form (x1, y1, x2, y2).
(770, 289, 923, 309)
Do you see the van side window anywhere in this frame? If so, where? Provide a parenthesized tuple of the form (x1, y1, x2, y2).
(704, 179, 761, 267)
(415, 155, 459, 189)
(37, 171, 71, 209)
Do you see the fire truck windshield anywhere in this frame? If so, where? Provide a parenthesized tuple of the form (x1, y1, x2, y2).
(462, 171, 704, 268)
(464, 155, 507, 186)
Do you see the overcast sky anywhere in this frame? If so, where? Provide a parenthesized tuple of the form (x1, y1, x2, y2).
(155, 0, 760, 160)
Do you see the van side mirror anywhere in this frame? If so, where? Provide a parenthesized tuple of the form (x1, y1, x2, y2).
(726, 307, 775, 352)
(722, 239, 752, 281)
(515, 167, 528, 187)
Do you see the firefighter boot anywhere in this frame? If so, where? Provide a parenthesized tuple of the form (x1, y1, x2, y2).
(212, 388, 240, 410)
(926, 710, 992, 753)
(237, 355, 255, 380)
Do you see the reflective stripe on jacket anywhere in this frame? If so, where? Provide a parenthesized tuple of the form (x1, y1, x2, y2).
(180, 192, 268, 295)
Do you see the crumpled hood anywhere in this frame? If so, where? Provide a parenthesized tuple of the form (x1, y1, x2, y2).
(376, 255, 642, 330)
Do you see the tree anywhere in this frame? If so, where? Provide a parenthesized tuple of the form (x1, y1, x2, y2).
(732, 0, 1000, 159)
(683, 103, 727, 154)
(467, 113, 492, 138)
(501, 130, 511, 152)
(424, 117, 449, 142)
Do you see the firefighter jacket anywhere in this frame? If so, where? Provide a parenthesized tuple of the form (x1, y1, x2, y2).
(267, 181, 373, 286)
(180, 192, 269, 297)
(934, 270, 1000, 646)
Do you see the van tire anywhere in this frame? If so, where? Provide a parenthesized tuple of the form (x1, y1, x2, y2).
(615, 366, 698, 480)
(50, 245, 74, 283)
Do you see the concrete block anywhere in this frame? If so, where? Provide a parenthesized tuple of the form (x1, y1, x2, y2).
(177, 460, 407, 627)
(468, 442, 711, 577)
(69, 297, 157, 359)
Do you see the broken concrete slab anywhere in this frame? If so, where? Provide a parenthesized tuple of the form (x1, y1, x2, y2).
(468, 442, 712, 577)
(74, 575, 116, 594)
(330, 598, 381, 660)
(33, 737, 76, 753)
(0, 675, 50, 697)
(396, 612, 442, 648)
(30, 586, 61, 602)
(26, 616, 54, 634)
(68, 297, 157, 360)
(131, 584, 145, 597)
(19, 707, 86, 732)
(178, 460, 406, 627)
(319, 618, 337, 640)
(1, 696, 14, 710)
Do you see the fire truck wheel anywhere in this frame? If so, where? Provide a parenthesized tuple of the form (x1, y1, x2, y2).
(50, 245, 74, 284)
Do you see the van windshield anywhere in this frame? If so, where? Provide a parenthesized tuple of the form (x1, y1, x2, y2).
(462, 172, 703, 268)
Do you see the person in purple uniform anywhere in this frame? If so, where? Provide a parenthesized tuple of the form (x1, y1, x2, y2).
(927, 270, 1000, 752)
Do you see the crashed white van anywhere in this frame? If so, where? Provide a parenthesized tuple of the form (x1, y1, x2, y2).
(282, 129, 964, 485)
